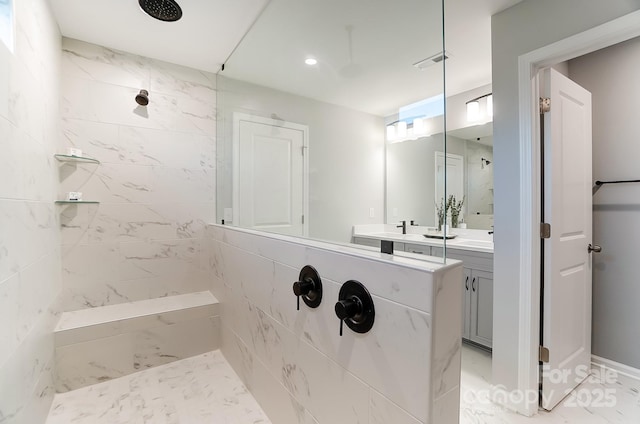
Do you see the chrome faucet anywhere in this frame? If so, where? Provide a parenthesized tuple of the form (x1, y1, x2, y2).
(397, 220, 407, 234)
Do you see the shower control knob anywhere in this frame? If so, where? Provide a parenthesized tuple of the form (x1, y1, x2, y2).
(335, 297, 362, 320)
(293, 279, 315, 297)
(293, 266, 323, 311)
(335, 280, 375, 337)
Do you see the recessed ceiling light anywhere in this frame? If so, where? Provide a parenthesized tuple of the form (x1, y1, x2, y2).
(305, 58, 318, 66)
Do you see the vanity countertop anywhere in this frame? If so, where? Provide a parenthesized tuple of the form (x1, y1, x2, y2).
(353, 224, 494, 254)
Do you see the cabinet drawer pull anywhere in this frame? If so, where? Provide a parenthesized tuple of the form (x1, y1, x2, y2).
(472, 277, 476, 292)
(465, 276, 469, 290)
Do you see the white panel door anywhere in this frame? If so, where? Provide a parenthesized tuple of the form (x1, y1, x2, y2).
(234, 116, 308, 237)
(541, 68, 593, 410)
(435, 152, 464, 225)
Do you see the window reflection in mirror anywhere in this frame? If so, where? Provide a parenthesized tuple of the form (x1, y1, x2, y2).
(0, 0, 14, 52)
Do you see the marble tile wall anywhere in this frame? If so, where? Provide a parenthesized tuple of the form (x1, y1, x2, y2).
(206, 224, 463, 424)
(58, 38, 216, 311)
(0, 0, 62, 423)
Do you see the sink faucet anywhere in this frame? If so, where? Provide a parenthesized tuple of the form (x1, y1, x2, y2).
(397, 220, 407, 234)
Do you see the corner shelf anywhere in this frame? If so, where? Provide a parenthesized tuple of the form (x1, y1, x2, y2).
(54, 154, 100, 165)
(55, 200, 100, 205)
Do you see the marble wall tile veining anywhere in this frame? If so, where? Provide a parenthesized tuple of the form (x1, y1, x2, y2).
(59, 37, 216, 311)
(0, 0, 61, 422)
(370, 389, 423, 424)
(61, 38, 150, 88)
(210, 225, 463, 424)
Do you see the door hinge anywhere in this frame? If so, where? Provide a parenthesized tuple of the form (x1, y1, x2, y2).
(540, 97, 551, 114)
(540, 222, 551, 239)
(539, 345, 550, 363)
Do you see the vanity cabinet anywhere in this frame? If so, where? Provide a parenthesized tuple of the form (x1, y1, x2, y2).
(353, 237, 405, 252)
(404, 243, 431, 255)
(462, 268, 493, 348)
(449, 249, 493, 349)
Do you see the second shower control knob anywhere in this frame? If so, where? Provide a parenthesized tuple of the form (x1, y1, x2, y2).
(335, 280, 375, 336)
(334, 297, 362, 321)
(293, 265, 322, 310)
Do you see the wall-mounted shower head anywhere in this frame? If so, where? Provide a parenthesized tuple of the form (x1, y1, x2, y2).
(481, 157, 492, 169)
(135, 89, 149, 106)
(138, 0, 183, 22)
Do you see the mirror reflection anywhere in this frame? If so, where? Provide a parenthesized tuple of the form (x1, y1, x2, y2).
(216, 0, 446, 247)
(386, 86, 494, 231)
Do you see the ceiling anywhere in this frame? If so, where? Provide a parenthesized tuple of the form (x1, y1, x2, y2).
(49, 0, 523, 116)
(48, 0, 269, 73)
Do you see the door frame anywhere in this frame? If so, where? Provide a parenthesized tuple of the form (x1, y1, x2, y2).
(434, 151, 464, 226)
(232, 112, 310, 237)
(515, 10, 640, 416)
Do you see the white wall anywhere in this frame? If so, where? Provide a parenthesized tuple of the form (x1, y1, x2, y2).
(205, 224, 462, 424)
(58, 38, 216, 311)
(569, 36, 640, 369)
(0, 0, 62, 422)
(216, 76, 385, 244)
(491, 0, 640, 407)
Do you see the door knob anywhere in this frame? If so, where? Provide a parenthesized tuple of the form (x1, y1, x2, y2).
(588, 244, 602, 253)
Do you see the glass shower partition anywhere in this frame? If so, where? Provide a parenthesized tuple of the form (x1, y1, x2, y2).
(215, 0, 449, 262)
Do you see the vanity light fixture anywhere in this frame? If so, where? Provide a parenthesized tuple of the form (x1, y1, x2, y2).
(486, 94, 493, 118)
(386, 117, 430, 143)
(413, 117, 426, 136)
(305, 57, 318, 65)
(466, 93, 492, 122)
(386, 125, 396, 140)
(396, 121, 407, 138)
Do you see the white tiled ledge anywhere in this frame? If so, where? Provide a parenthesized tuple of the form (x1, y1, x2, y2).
(55, 291, 219, 347)
(54, 292, 221, 392)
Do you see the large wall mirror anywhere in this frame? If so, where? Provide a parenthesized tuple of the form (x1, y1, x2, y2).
(216, 0, 498, 254)
(386, 85, 494, 231)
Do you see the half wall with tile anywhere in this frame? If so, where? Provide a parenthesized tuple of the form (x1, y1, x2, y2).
(58, 38, 216, 311)
(0, 0, 62, 422)
(206, 224, 463, 424)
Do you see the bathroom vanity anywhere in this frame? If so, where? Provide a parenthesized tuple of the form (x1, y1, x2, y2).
(353, 225, 494, 349)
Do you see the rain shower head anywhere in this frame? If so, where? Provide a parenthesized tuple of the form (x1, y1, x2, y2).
(135, 89, 149, 106)
(138, 0, 183, 22)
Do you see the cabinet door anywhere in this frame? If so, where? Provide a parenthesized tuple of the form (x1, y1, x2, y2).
(462, 268, 472, 340)
(470, 269, 493, 348)
(353, 237, 380, 248)
(404, 243, 431, 255)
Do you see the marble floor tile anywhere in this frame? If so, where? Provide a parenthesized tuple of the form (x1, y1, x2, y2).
(460, 343, 640, 423)
(46, 350, 271, 424)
